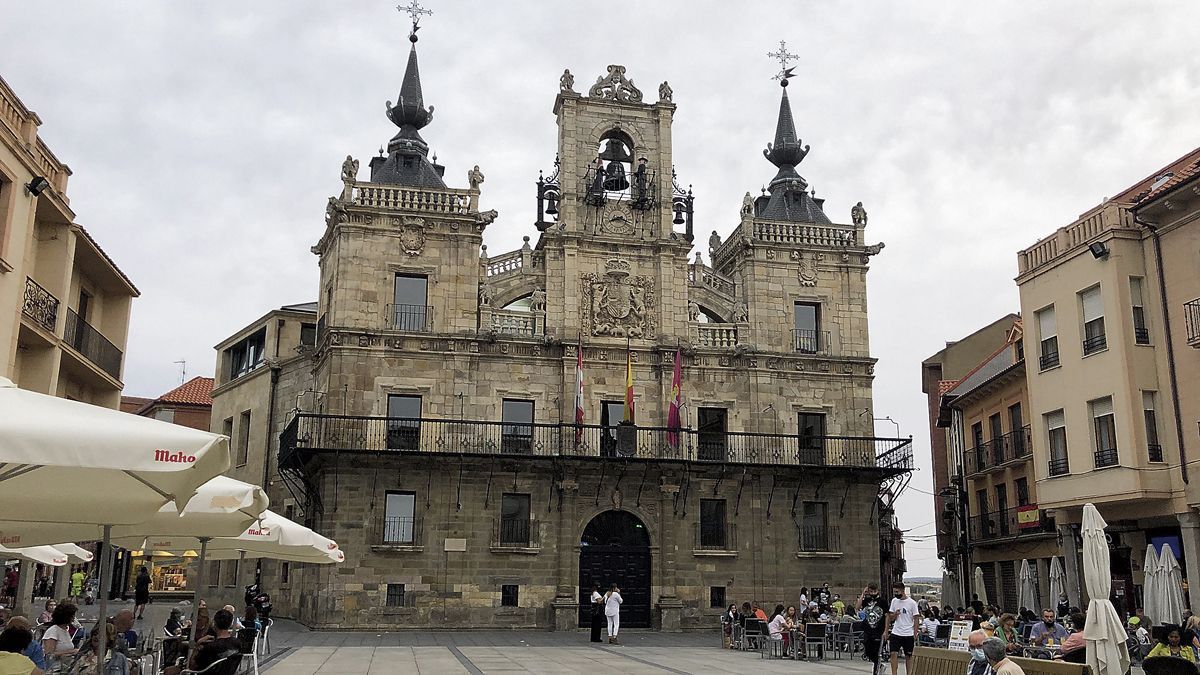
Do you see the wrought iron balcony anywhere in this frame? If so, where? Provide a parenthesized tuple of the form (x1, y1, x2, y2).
(694, 522, 737, 551)
(1039, 349, 1059, 371)
(64, 309, 122, 380)
(279, 413, 913, 475)
(969, 507, 1056, 541)
(1082, 332, 1107, 355)
(1093, 447, 1119, 468)
(963, 426, 1032, 475)
(1186, 298, 1200, 348)
(372, 515, 422, 546)
(1048, 456, 1070, 477)
(492, 517, 540, 550)
(22, 277, 58, 334)
(799, 525, 840, 553)
(386, 303, 434, 332)
(1149, 444, 1164, 463)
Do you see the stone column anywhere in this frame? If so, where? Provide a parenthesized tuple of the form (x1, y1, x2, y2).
(1178, 511, 1200, 612)
(1036, 557, 1051, 612)
(54, 564, 71, 602)
(656, 478, 683, 632)
(1057, 522, 1083, 607)
(13, 561, 35, 617)
(550, 477, 579, 631)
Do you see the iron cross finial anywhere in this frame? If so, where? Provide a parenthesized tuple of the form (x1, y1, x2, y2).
(768, 40, 798, 81)
(397, 1, 433, 25)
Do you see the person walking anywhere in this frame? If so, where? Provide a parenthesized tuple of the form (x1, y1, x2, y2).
(69, 570, 84, 603)
(604, 584, 623, 645)
(588, 584, 604, 643)
(133, 567, 151, 621)
(883, 582, 919, 675)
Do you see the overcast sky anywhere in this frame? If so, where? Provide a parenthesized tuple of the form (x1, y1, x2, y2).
(5, 2, 1199, 578)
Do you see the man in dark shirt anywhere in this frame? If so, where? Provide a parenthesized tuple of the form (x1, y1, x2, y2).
(859, 583, 886, 675)
(191, 609, 240, 671)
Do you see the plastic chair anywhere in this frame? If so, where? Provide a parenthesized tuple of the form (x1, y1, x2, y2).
(934, 623, 952, 648)
(181, 652, 243, 675)
(760, 635, 788, 659)
(805, 623, 827, 660)
(236, 627, 259, 675)
(257, 619, 272, 656)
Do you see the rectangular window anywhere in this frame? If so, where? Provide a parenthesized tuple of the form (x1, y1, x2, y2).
(1047, 410, 1069, 476)
(236, 410, 251, 467)
(222, 417, 233, 442)
(501, 584, 519, 607)
(710, 586, 727, 609)
(1144, 391, 1163, 462)
(226, 328, 267, 381)
(1014, 477, 1030, 506)
(500, 493, 531, 546)
(797, 412, 826, 465)
(501, 399, 534, 454)
(1081, 286, 1106, 355)
(793, 302, 821, 353)
(300, 322, 317, 347)
(225, 560, 238, 588)
(699, 498, 727, 549)
(280, 562, 290, 585)
(386, 394, 422, 450)
(994, 485, 1009, 535)
(600, 400, 626, 458)
(78, 288, 92, 322)
(971, 421, 985, 472)
(1091, 397, 1118, 467)
(697, 407, 728, 461)
(1130, 278, 1149, 345)
(989, 413, 1004, 464)
(1009, 403, 1025, 455)
(976, 489, 989, 518)
(393, 274, 429, 331)
(386, 583, 405, 607)
(801, 501, 831, 551)
(383, 491, 416, 544)
(1037, 307, 1059, 370)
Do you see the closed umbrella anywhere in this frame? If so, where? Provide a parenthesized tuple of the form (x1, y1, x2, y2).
(942, 570, 961, 611)
(0, 377, 230, 675)
(1050, 556, 1067, 610)
(1082, 504, 1130, 675)
(1019, 559, 1039, 612)
(1142, 544, 1160, 626)
(0, 544, 68, 567)
(1158, 544, 1185, 626)
(974, 566, 988, 605)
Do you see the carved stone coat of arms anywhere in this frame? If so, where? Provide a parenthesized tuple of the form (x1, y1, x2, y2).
(583, 258, 655, 338)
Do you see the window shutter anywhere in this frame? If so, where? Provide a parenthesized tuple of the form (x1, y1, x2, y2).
(1130, 278, 1144, 307)
(1038, 307, 1057, 338)
(1082, 287, 1104, 322)
(1046, 410, 1065, 430)
(1091, 397, 1113, 419)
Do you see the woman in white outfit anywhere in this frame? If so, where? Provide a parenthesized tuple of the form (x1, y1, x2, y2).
(604, 584, 623, 644)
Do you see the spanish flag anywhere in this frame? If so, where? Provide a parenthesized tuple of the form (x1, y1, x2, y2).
(624, 343, 635, 423)
(667, 348, 683, 447)
(574, 335, 585, 443)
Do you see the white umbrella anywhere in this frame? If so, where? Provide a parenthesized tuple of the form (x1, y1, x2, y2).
(52, 542, 94, 564)
(0, 377, 230, 675)
(1019, 559, 1039, 612)
(1082, 504, 1130, 675)
(1158, 544, 1185, 626)
(137, 510, 342, 570)
(1142, 544, 1160, 626)
(974, 566, 988, 605)
(942, 570, 961, 610)
(1050, 556, 1067, 610)
(0, 544, 68, 566)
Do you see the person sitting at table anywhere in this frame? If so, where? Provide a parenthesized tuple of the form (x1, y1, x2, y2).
(721, 604, 739, 649)
(983, 637, 1025, 675)
(785, 605, 798, 629)
(5, 618, 45, 670)
(40, 602, 79, 668)
(164, 608, 186, 638)
(768, 604, 790, 650)
(832, 594, 846, 617)
(752, 602, 768, 622)
(64, 623, 130, 675)
(994, 614, 1021, 654)
(1148, 625, 1196, 662)
(0, 625, 43, 675)
(919, 610, 941, 646)
(1029, 609, 1069, 647)
(36, 601, 55, 627)
(1056, 613, 1086, 658)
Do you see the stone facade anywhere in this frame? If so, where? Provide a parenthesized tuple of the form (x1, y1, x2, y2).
(211, 52, 909, 630)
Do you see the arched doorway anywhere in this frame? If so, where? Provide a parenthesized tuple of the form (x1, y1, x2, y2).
(578, 510, 652, 628)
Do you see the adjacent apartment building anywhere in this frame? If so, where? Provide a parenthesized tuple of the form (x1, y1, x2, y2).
(0, 74, 138, 406)
(209, 21, 912, 630)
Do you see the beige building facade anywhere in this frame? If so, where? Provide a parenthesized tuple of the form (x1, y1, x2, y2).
(212, 27, 911, 631)
(1016, 148, 1200, 615)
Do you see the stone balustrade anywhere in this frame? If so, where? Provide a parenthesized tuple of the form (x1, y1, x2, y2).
(694, 323, 738, 348)
(352, 182, 472, 214)
(486, 251, 523, 278)
(1018, 202, 1134, 274)
(687, 263, 736, 299)
(491, 309, 542, 337)
(754, 221, 856, 247)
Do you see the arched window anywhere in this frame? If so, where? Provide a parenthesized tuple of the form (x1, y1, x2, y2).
(501, 295, 532, 312)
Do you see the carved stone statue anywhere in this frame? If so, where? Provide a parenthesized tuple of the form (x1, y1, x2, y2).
(468, 165, 485, 190)
(588, 65, 644, 103)
(708, 230, 722, 259)
(658, 81, 673, 102)
(340, 155, 359, 200)
(693, 251, 703, 265)
(863, 241, 886, 257)
(325, 196, 348, 227)
(530, 289, 547, 313)
(478, 283, 493, 306)
(732, 300, 749, 322)
(741, 192, 754, 217)
(559, 69, 575, 93)
(852, 201, 868, 226)
(688, 300, 700, 322)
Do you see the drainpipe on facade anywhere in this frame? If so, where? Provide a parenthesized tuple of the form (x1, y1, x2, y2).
(1134, 214, 1188, 484)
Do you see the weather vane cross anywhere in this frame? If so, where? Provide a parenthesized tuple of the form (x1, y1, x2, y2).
(397, 0, 432, 27)
(768, 39, 798, 82)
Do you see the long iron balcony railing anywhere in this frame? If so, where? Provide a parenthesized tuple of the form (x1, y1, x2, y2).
(279, 413, 913, 474)
(64, 308, 122, 380)
(22, 277, 59, 334)
(963, 425, 1032, 475)
(969, 507, 1056, 541)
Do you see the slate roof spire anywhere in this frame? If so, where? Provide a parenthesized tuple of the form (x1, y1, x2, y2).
(756, 50, 830, 224)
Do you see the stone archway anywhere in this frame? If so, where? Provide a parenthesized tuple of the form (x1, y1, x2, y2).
(577, 510, 652, 628)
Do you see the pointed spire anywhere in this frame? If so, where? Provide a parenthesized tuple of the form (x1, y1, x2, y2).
(388, 36, 432, 131)
(755, 63, 829, 225)
(763, 85, 809, 170)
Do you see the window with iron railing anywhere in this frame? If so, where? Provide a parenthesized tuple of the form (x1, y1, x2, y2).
(386, 395, 421, 450)
(383, 492, 416, 544)
(500, 493, 531, 546)
(1130, 277, 1150, 345)
(1091, 397, 1118, 468)
(1047, 410, 1069, 476)
(1081, 286, 1106, 355)
(699, 499, 728, 549)
(1037, 306, 1059, 370)
(1144, 391, 1163, 463)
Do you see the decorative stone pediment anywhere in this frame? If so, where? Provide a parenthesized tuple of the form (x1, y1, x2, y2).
(588, 65, 644, 104)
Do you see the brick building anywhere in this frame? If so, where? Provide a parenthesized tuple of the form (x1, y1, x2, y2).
(210, 21, 911, 630)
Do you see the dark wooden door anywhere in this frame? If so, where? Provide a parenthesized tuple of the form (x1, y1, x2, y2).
(577, 510, 652, 628)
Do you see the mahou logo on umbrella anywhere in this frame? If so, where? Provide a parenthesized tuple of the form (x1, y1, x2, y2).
(154, 448, 196, 463)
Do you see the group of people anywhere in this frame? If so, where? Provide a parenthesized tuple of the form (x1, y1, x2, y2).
(0, 599, 143, 674)
(587, 584, 624, 645)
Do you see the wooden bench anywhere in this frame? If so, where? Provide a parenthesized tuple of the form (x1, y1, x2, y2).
(912, 646, 1092, 675)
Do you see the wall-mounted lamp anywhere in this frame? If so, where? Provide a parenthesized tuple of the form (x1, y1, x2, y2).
(25, 176, 50, 196)
(1088, 241, 1109, 259)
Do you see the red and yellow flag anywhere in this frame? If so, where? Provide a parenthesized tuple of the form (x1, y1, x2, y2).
(667, 348, 683, 447)
(574, 336, 585, 443)
(624, 345, 635, 423)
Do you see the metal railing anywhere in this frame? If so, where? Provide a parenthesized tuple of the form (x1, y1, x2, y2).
(64, 308, 122, 380)
(969, 507, 1056, 541)
(386, 304, 434, 332)
(1039, 349, 1060, 370)
(799, 525, 840, 553)
(963, 426, 1032, 475)
(694, 522, 737, 551)
(1149, 444, 1164, 463)
(22, 277, 58, 333)
(1082, 333, 1107, 355)
(1185, 299, 1200, 347)
(492, 517, 539, 549)
(373, 516, 421, 545)
(279, 413, 914, 474)
(1048, 456, 1070, 477)
(792, 329, 831, 355)
(1094, 447, 1119, 468)
(1134, 326, 1150, 345)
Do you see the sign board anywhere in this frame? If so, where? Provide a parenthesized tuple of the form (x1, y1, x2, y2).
(948, 620, 973, 651)
(1016, 504, 1041, 530)
(444, 538, 467, 552)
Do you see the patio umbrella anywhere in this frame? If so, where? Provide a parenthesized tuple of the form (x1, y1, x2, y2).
(1082, 504, 1130, 675)
(1158, 544, 1185, 626)
(942, 570, 961, 610)
(0, 544, 68, 567)
(0, 377, 230, 675)
(1142, 544, 1160, 626)
(53, 542, 94, 564)
(974, 566, 988, 605)
(1019, 559, 1039, 612)
(1049, 556, 1067, 610)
